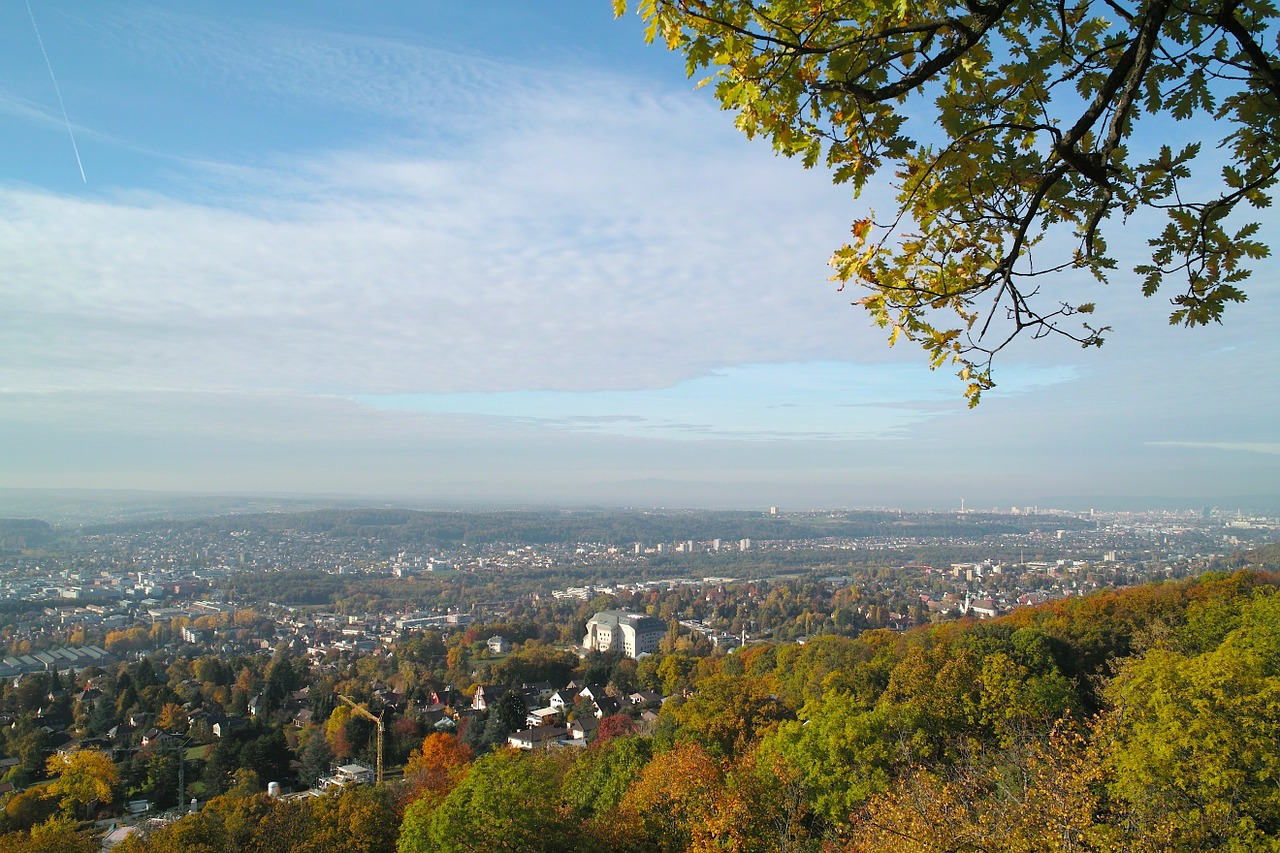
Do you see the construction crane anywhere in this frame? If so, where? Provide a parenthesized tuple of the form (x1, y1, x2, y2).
(339, 695, 384, 785)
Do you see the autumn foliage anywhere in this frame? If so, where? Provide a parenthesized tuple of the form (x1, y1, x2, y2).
(401, 733, 473, 807)
(40, 569, 1280, 853)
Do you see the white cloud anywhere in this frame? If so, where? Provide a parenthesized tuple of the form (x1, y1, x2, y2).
(0, 60, 877, 399)
(86, 7, 510, 123)
(0, 4, 1275, 504)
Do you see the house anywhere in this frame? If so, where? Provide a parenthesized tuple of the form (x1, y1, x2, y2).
(629, 690, 662, 706)
(962, 595, 1001, 619)
(526, 708, 562, 728)
(486, 636, 511, 655)
(568, 716, 598, 741)
(517, 685, 546, 710)
(523, 681, 556, 703)
(67, 737, 110, 754)
(548, 688, 579, 713)
(454, 708, 484, 731)
(107, 723, 135, 742)
(472, 685, 507, 712)
(710, 633, 742, 650)
(374, 690, 403, 712)
(42, 728, 72, 751)
(212, 717, 249, 738)
(571, 684, 620, 717)
(577, 683, 608, 704)
(322, 763, 375, 787)
(414, 702, 448, 725)
(507, 726, 568, 750)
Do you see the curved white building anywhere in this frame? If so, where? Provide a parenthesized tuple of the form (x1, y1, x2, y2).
(582, 610, 664, 659)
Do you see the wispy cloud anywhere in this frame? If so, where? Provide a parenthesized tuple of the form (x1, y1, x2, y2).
(351, 361, 1079, 440)
(0, 65, 870, 401)
(0, 4, 1275, 504)
(85, 7, 512, 125)
(1148, 442, 1280, 456)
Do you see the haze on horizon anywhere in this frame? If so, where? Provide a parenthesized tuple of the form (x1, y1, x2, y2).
(1, 1, 1276, 510)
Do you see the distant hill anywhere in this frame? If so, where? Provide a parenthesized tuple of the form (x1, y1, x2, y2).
(1213, 541, 1280, 572)
(0, 488, 398, 525)
(78, 507, 1093, 547)
(1035, 493, 1280, 513)
(0, 518, 58, 550)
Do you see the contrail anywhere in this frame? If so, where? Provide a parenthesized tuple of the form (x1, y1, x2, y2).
(25, 0, 86, 183)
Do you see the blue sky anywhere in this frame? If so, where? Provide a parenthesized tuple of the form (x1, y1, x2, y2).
(0, 1, 1276, 510)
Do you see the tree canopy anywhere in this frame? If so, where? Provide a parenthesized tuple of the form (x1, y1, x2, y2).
(44, 748, 119, 819)
(617, 0, 1278, 402)
(78, 569, 1280, 852)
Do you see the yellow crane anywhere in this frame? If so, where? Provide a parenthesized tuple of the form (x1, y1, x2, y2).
(339, 695, 385, 785)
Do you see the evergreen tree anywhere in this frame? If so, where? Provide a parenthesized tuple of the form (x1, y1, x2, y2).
(480, 692, 527, 751)
(115, 685, 139, 721)
(460, 716, 486, 754)
(239, 729, 293, 790)
(87, 697, 116, 738)
(134, 659, 156, 689)
(299, 732, 334, 789)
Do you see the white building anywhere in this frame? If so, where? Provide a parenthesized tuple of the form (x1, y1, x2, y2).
(582, 610, 665, 659)
(322, 763, 375, 788)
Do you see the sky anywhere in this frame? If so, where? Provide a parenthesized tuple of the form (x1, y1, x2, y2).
(0, 0, 1276, 511)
